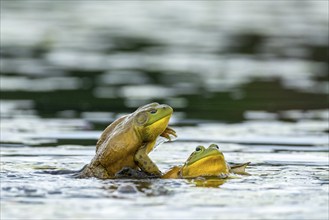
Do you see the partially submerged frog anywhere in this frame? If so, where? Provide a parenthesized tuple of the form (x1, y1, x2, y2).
(116, 144, 250, 179)
(162, 144, 250, 179)
(78, 103, 176, 179)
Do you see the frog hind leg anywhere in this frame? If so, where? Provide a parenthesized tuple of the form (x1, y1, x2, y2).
(134, 142, 162, 177)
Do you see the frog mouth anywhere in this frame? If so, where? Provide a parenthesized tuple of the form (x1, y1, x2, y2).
(186, 150, 223, 166)
(183, 155, 229, 177)
(145, 114, 171, 129)
(187, 154, 223, 166)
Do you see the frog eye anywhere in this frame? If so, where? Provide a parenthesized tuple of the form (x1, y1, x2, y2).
(195, 146, 202, 152)
(150, 109, 157, 114)
(210, 144, 219, 149)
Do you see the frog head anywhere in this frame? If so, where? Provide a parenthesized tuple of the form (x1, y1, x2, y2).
(133, 102, 173, 142)
(181, 144, 230, 178)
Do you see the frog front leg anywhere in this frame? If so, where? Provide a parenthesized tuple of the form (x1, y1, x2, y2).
(160, 127, 177, 141)
(134, 142, 162, 177)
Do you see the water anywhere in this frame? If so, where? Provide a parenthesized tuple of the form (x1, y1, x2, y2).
(1, 106, 328, 219)
(1, 1, 328, 220)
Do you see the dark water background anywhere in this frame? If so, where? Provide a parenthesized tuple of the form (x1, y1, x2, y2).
(1, 1, 328, 219)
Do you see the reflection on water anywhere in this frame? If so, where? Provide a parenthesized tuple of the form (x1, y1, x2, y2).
(1, 1, 328, 220)
(190, 177, 227, 188)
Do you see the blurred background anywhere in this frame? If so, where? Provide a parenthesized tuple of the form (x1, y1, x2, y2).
(1, 1, 328, 122)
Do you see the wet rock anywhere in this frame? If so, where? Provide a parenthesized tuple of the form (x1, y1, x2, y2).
(115, 167, 158, 179)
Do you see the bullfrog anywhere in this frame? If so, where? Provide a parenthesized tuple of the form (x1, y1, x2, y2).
(162, 144, 250, 179)
(78, 102, 176, 179)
